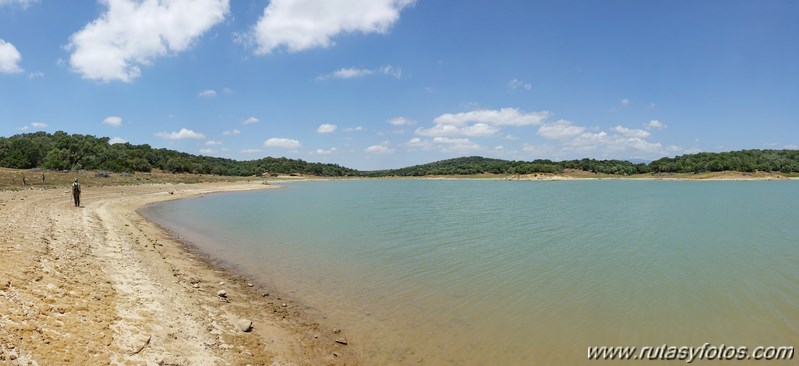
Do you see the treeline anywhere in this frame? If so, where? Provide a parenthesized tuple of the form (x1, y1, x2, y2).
(367, 150, 799, 176)
(366, 156, 651, 176)
(1, 131, 798, 176)
(0, 131, 358, 176)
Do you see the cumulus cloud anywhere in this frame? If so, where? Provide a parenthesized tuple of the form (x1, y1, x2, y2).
(199, 89, 218, 98)
(316, 123, 337, 133)
(644, 119, 667, 130)
(264, 137, 301, 148)
(30, 122, 47, 128)
(537, 120, 585, 140)
(315, 147, 337, 154)
(365, 141, 392, 153)
(67, 0, 229, 82)
(613, 125, 650, 139)
(388, 116, 414, 126)
(240, 148, 262, 154)
(507, 78, 531, 91)
(242, 116, 259, 125)
(415, 123, 499, 137)
(222, 128, 240, 136)
(108, 137, 127, 144)
(103, 116, 122, 127)
(433, 108, 550, 127)
(28, 71, 44, 79)
(0, 39, 23, 73)
(344, 126, 364, 132)
(205, 140, 222, 146)
(318, 65, 402, 80)
(250, 0, 414, 55)
(155, 128, 206, 140)
(432, 137, 480, 152)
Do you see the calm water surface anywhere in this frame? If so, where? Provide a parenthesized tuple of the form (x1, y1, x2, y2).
(144, 180, 799, 365)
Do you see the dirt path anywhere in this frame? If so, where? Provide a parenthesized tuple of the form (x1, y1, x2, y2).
(0, 183, 359, 365)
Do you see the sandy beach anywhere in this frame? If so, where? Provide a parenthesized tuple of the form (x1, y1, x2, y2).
(0, 182, 359, 365)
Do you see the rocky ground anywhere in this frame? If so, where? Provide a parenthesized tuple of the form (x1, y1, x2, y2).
(0, 182, 360, 365)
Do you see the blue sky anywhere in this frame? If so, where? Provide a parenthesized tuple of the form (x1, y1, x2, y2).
(1, 0, 797, 170)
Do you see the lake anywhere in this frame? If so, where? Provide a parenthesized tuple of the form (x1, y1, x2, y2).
(143, 180, 799, 365)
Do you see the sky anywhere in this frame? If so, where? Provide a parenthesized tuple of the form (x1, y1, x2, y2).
(1, 0, 797, 170)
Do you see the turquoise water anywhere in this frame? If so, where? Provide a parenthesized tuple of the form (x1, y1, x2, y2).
(144, 180, 799, 365)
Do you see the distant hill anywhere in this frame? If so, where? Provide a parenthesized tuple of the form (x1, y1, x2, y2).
(1, 131, 798, 176)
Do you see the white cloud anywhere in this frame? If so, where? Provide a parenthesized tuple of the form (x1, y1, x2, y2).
(222, 128, 240, 136)
(103, 115, 122, 127)
(507, 78, 531, 91)
(250, 0, 415, 55)
(0, 39, 23, 73)
(108, 137, 127, 144)
(155, 128, 206, 140)
(644, 119, 667, 130)
(317, 123, 337, 133)
(365, 141, 393, 153)
(318, 65, 402, 80)
(16, 126, 29, 131)
(388, 116, 414, 126)
(432, 137, 481, 152)
(405, 137, 430, 150)
(199, 148, 217, 155)
(415, 123, 499, 137)
(28, 71, 44, 79)
(0, 0, 38, 7)
(205, 140, 222, 146)
(344, 126, 364, 132)
(620, 98, 630, 106)
(537, 120, 585, 140)
(315, 147, 337, 154)
(242, 116, 259, 125)
(199, 89, 218, 98)
(30, 122, 47, 128)
(264, 137, 301, 148)
(495, 145, 504, 150)
(433, 108, 550, 127)
(786, 144, 798, 150)
(67, 0, 229, 82)
(613, 125, 650, 139)
(240, 148, 262, 154)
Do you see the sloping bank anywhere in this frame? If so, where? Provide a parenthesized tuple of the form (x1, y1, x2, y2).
(0, 182, 359, 365)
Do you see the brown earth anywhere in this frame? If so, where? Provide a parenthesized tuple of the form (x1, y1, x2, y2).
(0, 182, 360, 365)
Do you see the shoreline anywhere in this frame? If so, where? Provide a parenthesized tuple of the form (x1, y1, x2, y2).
(0, 181, 360, 365)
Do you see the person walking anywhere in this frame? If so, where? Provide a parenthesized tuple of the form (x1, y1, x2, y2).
(72, 178, 81, 207)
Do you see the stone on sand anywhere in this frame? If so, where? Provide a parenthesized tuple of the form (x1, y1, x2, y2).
(238, 319, 253, 332)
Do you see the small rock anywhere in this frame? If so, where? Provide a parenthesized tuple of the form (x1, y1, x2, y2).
(332, 328, 341, 334)
(281, 303, 287, 307)
(192, 283, 199, 289)
(237, 319, 253, 332)
(217, 290, 227, 298)
(218, 281, 225, 285)
(262, 292, 269, 297)
(247, 283, 253, 287)
(335, 338, 348, 345)
(333, 352, 341, 357)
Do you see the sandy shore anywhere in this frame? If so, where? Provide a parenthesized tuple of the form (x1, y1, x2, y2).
(0, 182, 359, 365)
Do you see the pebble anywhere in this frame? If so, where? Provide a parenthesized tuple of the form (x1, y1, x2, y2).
(335, 338, 348, 345)
(281, 303, 287, 307)
(332, 328, 341, 334)
(192, 283, 199, 289)
(218, 281, 225, 285)
(262, 292, 270, 297)
(247, 283, 253, 287)
(237, 319, 253, 332)
(217, 290, 227, 298)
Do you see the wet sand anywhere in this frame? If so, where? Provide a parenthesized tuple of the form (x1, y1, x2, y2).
(0, 182, 359, 365)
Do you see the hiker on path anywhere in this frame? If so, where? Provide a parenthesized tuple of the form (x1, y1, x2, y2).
(72, 178, 81, 207)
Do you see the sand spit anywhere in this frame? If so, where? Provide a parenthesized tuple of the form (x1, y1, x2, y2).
(0, 182, 359, 365)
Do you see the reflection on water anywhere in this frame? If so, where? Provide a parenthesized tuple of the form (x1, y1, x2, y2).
(144, 180, 799, 365)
